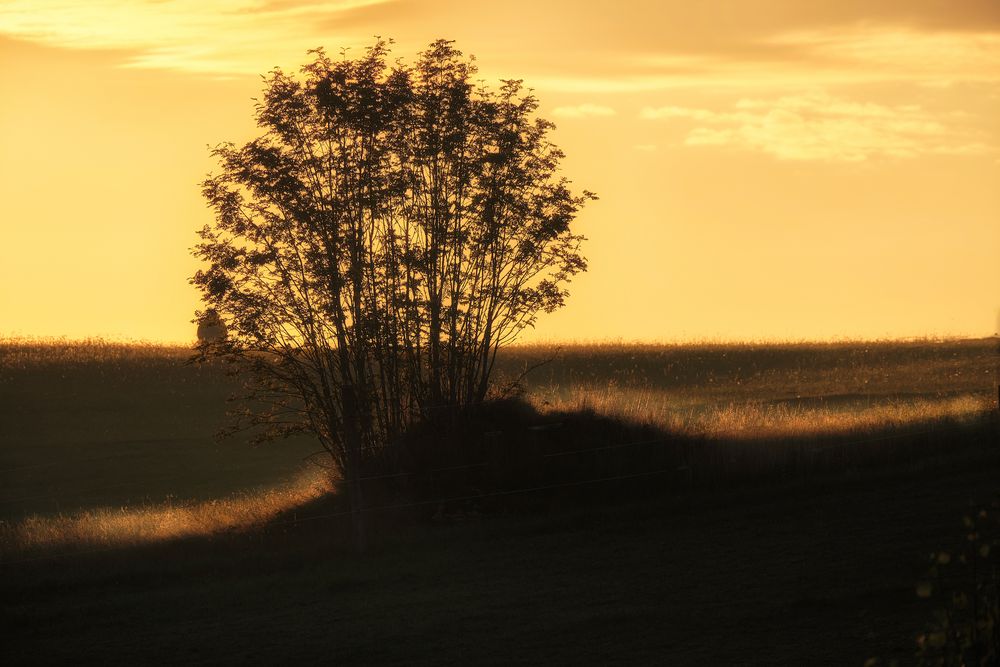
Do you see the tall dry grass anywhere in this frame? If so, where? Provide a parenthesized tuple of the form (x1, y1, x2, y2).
(0, 336, 191, 368)
(498, 338, 998, 400)
(3, 336, 995, 558)
(0, 468, 331, 562)
(530, 385, 993, 439)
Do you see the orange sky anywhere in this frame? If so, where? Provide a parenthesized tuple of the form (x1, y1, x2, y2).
(1, 0, 998, 343)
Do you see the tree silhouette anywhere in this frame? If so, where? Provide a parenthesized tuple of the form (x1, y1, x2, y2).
(192, 39, 593, 549)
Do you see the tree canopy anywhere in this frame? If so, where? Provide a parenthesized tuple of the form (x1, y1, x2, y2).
(192, 39, 594, 543)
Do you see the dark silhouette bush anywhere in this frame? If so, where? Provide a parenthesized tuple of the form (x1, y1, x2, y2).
(193, 40, 593, 549)
(359, 398, 696, 516)
(915, 497, 1000, 666)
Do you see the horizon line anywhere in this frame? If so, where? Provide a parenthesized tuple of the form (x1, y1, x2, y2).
(2, 333, 997, 349)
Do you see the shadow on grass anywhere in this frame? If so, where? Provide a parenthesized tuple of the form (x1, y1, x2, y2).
(2, 405, 999, 666)
(3, 401, 997, 569)
(350, 398, 1000, 519)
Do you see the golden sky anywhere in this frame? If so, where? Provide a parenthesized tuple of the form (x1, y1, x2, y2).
(1, 0, 998, 343)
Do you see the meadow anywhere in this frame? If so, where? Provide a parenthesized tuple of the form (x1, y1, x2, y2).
(3, 337, 994, 524)
(2, 337, 998, 665)
(507, 339, 996, 435)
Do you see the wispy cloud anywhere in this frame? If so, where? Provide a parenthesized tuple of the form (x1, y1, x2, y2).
(0, 0, 388, 74)
(642, 92, 994, 162)
(551, 103, 617, 118)
(533, 28, 1000, 93)
(770, 28, 1000, 87)
(1, 2, 998, 94)
(768, 26, 1000, 81)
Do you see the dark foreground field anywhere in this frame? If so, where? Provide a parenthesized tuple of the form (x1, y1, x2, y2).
(4, 426, 1000, 666)
(2, 338, 999, 665)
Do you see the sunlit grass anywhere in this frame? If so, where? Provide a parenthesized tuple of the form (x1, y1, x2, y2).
(3, 336, 996, 560)
(0, 336, 191, 368)
(0, 468, 331, 561)
(529, 385, 993, 439)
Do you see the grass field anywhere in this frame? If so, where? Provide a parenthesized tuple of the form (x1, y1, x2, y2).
(0, 340, 322, 521)
(3, 338, 995, 521)
(503, 339, 998, 436)
(2, 337, 999, 665)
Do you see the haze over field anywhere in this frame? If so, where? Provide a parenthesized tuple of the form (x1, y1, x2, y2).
(1, 0, 998, 342)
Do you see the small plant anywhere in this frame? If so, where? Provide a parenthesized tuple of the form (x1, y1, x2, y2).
(915, 498, 1000, 666)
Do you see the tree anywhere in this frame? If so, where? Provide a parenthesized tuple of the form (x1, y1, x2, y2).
(192, 39, 594, 549)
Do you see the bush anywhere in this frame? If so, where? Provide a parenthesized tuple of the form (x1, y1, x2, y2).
(360, 398, 695, 516)
(915, 498, 1000, 666)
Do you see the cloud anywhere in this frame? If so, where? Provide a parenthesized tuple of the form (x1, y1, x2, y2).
(1, 1, 998, 93)
(0, 0, 389, 74)
(551, 103, 617, 118)
(640, 106, 716, 121)
(642, 92, 994, 162)
(541, 26, 1000, 94)
(769, 28, 1000, 87)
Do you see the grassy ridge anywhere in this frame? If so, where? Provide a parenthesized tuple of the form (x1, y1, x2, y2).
(2, 337, 996, 521)
(499, 338, 998, 401)
(2, 337, 999, 665)
(502, 338, 997, 440)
